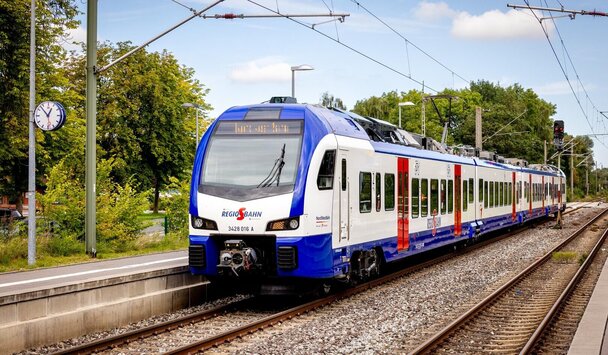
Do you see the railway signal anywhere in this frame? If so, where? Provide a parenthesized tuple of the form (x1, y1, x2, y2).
(553, 120, 564, 151)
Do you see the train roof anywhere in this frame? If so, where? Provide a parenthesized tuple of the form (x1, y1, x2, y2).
(215, 103, 565, 177)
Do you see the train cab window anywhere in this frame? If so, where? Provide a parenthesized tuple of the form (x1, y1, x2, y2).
(484, 181, 489, 209)
(448, 180, 454, 213)
(431, 179, 439, 215)
(440, 180, 447, 214)
(468, 178, 474, 206)
(463, 179, 468, 211)
(479, 179, 484, 203)
(385, 173, 395, 211)
(317, 150, 336, 190)
(341, 159, 347, 191)
(359, 172, 372, 213)
(375, 173, 381, 212)
(421, 179, 429, 217)
(412, 178, 420, 218)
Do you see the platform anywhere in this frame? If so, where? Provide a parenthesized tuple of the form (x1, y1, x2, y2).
(568, 253, 608, 355)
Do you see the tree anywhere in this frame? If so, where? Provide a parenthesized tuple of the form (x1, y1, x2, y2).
(320, 92, 346, 110)
(0, 0, 78, 211)
(94, 42, 210, 212)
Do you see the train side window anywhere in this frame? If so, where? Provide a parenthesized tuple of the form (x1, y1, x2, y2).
(431, 179, 439, 215)
(421, 178, 428, 217)
(448, 180, 453, 213)
(341, 159, 347, 191)
(500, 182, 504, 206)
(440, 179, 447, 215)
(510, 182, 513, 205)
(375, 173, 381, 212)
(468, 178, 474, 205)
(504, 182, 508, 206)
(412, 178, 419, 218)
(359, 172, 372, 213)
(489, 181, 494, 208)
(385, 173, 395, 211)
(463, 179, 468, 211)
(479, 179, 484, 203)
(484, 181, 489, 209)
(317, 150, 336, 190)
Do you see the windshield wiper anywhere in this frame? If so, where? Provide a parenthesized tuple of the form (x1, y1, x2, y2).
(257, 144, 286, 188)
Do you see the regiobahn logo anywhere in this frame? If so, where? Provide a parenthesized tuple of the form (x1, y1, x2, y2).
(221, 208, 263, 221)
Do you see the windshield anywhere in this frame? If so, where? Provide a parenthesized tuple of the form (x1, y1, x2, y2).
(200, 120, 303, 201)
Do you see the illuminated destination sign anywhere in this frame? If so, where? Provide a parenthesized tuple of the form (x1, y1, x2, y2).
(215, 120, 303, 136)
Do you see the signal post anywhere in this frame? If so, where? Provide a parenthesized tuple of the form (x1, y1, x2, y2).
(554, 120, 564, 228)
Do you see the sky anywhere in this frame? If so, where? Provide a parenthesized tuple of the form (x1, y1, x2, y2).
(67, 0, 608, 168)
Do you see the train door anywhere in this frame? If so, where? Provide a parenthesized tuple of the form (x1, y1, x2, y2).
(397, 158, 409, 251)
(512, 172, 516, 222)
(528, 174, 533, 215)
(541, 176, 545, 210)
(552, 177, 555, 207)
(454, 165, 462, 236)
(338, 152, 349, 242)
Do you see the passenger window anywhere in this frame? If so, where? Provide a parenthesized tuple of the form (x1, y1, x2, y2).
(468, 178, 474, 204)
(479, 179, 484, 203)
(341, 159, 347, 191)
(508, 182, 512, 205)
(463, 179, 468, 212)
(375, 173, 381, 212)
(489, 181, 494, 208)
(421, 179, 428, 217)
(412, 178, 420, 218)
(317, 150, 336, 190)
(385, 173, 395, 211)
(359, 172, 372, 213)
(431, 179, 439, 215)
(500, 182, 504, 206)
(484, 181, 489, 209)
(448, 180, 453, 213)
(440, 179, 447, 215)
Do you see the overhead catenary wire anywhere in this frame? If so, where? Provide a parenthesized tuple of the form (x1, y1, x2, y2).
(521, 0, 608, 150)
(242, 0, 441, 93)
(349, 0, 471, 85)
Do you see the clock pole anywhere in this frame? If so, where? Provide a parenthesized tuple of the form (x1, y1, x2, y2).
(85, 0, 97, 256)
(27, 0, 36, 265)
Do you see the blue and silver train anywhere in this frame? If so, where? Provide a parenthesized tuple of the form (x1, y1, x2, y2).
(188, 102, 566, 292)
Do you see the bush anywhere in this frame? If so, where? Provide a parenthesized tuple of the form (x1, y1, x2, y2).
(164, 176, 190, 238)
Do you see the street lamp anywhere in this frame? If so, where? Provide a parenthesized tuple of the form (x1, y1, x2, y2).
(398, 101, 415, 129)
(291, 64, 314, 98)
(182, 103, 203, 145)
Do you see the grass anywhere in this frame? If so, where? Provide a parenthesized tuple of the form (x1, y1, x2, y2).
(0, 231, 188, 273)
(137, 212, 166, 221)
(551, 251, 578, 264)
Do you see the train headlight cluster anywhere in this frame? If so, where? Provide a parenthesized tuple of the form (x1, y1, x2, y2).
(191, 215, 218, 230)
(266, 216, 300, 231)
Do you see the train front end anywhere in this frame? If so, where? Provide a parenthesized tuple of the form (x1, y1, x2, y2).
(188, 104, 336, 289)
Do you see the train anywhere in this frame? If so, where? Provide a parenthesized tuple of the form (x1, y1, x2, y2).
(188, 101, 566, 293)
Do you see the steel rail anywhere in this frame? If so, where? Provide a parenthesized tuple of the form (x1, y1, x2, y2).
(520, 226, 608, 354)
(409, 207, 608, 354)
(53, 203, 589, 354)
(51, 297, 256, 355)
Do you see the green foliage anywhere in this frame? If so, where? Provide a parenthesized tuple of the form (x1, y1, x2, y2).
(320, 92, 347, 110)
(551, 251, 578, 263)
(164, 176, 190, 238)
(0, 0, 79, 209)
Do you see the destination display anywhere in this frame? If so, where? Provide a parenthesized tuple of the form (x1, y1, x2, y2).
(215, 120, 303, 135)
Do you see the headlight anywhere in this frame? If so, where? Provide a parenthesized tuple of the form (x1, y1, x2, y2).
(267, 216, 300, 231)
(191, 215, 218, 230)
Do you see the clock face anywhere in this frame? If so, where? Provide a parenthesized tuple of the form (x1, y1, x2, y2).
(34, 101, 66, 131)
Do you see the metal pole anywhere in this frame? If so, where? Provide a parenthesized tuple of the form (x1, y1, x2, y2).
(570, 144, 574, 197)
(585, 158, 589, 196)
(544, 140, 547, 165)
(556, 152, 562, 227)
(291, 70, 295, 97)
(86, 0, 97, 256)
(195, 108, 199, 145)
(27, 0, 36, 265)
(398, 106, 402, 129)
(475, 107, 482, 150)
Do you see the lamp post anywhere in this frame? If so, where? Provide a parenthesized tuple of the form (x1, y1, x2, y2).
(182, 103, 202, 145)
(290, 64, 314, 98)
(398, 101, 415, 129)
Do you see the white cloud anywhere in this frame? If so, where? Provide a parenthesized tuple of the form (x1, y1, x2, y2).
(61, 26, 86, 52)
(229, 58, 291, 83)
(452, 9, 551, 40)
(535, 80, 595, 96)
(414, 1, 458, 22)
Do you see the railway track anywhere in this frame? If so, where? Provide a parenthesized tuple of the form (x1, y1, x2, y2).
(50, 204, 592, 354)
(410, 207, 608, 354)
